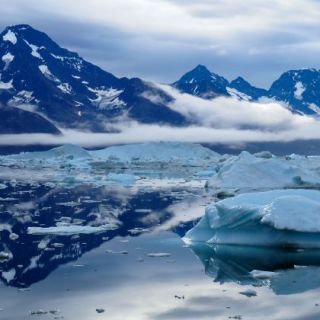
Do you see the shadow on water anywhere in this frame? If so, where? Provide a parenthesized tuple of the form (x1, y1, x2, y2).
(189, 242, 320, 294)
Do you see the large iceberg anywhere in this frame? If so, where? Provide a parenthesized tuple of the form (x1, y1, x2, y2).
(185, 189, 320, 248)
(90, 142, 220, 164)
(209, 151, 320, 194)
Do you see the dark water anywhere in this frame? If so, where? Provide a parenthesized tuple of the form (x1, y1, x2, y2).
(1, 181, 320, 319)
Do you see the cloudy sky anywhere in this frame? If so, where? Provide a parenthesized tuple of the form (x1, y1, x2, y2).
(1, 0, 320, 87)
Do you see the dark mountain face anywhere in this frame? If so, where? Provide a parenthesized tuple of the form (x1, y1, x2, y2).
(229, 76, 268, 100)
(0, 24, 187, 133)
(172, 64, 230, 99)
(268, 69, 320, 115)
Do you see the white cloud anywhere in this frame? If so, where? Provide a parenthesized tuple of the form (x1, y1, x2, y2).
(1, 84, 320, 147)
(145, 84, 314, 130)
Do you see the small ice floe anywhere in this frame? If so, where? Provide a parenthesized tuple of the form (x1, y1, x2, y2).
(105, 250, 128, 255)
(27, 224, 117, 235)
(0, 251, 11, 261)
(134, 209, 152, 213)
(128, 227, 148, 235)
(239, 289, 257, 297)
(9, 233, 19, 241)
(146, 252, 171, 258)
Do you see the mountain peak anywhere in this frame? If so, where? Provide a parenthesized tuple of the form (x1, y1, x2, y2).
(231, 76, 248, 85)
(173, 65, 229, 98)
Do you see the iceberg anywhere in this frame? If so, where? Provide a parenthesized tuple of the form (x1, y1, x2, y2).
(185, 189, 320, 248)
(7, 144, 92, 161)
(209, 151, 320, 193)
(90, 142, 220, 164)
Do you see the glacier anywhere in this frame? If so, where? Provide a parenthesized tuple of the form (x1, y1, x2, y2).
(185, 189, 320, 248)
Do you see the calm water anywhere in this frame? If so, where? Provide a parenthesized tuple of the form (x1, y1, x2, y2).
(1, 179, 320, 320)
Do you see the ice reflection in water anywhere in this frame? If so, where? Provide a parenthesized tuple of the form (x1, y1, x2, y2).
(1, 180, 320, 319)
(189, 243, 320, 294)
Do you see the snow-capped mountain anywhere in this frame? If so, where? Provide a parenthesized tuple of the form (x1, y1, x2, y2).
(174, 65, 320, 116)
(172, 64, 230, 99)
(1, 24, 320, 135)
(172, 65, 267, 101)
(0, 24, 186, 133)
(229, 76, 267, 100)
(268, 69, 320, 115)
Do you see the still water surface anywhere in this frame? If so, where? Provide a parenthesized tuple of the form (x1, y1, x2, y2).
(0, 178, 320, 320)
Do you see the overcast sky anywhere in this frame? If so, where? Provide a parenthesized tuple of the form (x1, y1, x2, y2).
(1, 0, 320, 88)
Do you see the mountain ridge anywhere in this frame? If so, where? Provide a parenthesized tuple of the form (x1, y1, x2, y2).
(1, 24, 320, 135)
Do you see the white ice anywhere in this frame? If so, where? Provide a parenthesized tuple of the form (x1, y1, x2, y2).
(185, 189, 320, 248)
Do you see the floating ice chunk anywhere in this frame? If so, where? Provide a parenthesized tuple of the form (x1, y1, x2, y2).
(146, 252, 171, 257)
(2, 268, 16, 283)
(3, 30, 17, 44)
(0, 252, 11, 261)
(185, 189, 320, 248)
(27, 224, 117, 235)
(209, 151, 320, 193)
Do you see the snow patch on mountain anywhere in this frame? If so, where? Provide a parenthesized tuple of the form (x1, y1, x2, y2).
(294, 82, 305, 100)
(226, 87, 251, 101)
(3, 30, 17, 44)
(0, 79, 13, 90)
(57, 83, 72, 94)
(24, 40, 43, 59)
(308, 103, 320, 115)
(38, 64, 59, 82)
(88, 87, 126, 110)
(1, 52, 14, 69)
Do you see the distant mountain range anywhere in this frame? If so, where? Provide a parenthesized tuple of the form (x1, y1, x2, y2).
(1, 24, 320, 134)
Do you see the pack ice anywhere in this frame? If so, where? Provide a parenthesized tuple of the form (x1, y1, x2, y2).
(185, 189, 320, 248)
